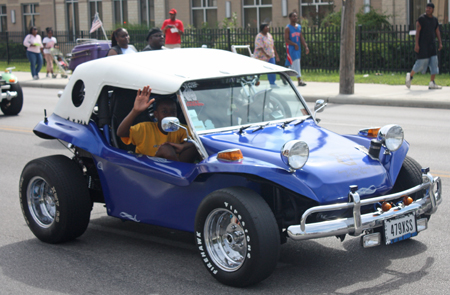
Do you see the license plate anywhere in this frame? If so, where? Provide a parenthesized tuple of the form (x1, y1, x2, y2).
(384, 213, 417, 245)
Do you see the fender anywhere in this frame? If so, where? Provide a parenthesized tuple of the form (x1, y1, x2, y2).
(196, 156, 320, 203)
(33, 114, 107, 155)
(343, 134, 410, 186)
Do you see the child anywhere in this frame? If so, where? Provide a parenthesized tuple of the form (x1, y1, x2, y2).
(116, 86, 198, 162)
(57, 56, 68, 70)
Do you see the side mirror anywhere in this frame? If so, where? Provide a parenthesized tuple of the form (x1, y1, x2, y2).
(161, 117, 180, 132)
(314, 99, 327, 113)
(313, 99, 327, 124)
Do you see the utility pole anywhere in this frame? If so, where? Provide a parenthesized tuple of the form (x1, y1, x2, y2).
(339, 0, 356, 94)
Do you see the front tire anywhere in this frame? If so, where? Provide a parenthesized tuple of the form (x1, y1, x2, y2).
(19, 155, 92, 243)
(1, 83, 23, 115)
(393, 156, 423, 200)
(195, 187, 280, 287)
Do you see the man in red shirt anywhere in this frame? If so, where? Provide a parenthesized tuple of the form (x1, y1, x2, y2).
(162, 9, 184, 49)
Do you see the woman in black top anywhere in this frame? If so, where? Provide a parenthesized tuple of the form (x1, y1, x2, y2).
(107, 28, 137, 56)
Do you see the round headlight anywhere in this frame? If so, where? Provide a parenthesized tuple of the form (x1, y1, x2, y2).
(377, 124, 404, 151)
(281, 140, 309, 170)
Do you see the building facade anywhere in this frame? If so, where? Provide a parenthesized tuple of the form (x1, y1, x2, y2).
(0, 0, 448, 34)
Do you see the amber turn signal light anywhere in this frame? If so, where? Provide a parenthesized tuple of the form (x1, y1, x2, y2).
(9, 79, 16, 83)
(217, 149, 244, 162)
(367, 128, 381, 137)
(403, 196, 413, 206)
(381, 201, 392, 212)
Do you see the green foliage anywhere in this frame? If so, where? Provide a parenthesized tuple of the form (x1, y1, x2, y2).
(0, 41, 27, 61)
(222, 13, 239, 29)
(300, 17, 310, 28)
(116, 23, 153, 31)
(321, 6, 391, 28)
(320, 10, 341, 27)
(356, 7, 391, 28)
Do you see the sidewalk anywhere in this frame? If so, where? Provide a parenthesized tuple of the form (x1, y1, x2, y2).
(16, 71, 450, 109)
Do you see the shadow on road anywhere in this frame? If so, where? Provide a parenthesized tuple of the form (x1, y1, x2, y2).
(0, 214, 432, 294)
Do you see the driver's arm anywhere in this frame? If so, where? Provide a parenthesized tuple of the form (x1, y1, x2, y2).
(117, 86, 154, 137)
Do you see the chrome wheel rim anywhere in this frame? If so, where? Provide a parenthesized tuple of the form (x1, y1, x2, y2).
(27, 176, 56, 228)
(204, 208, 247, 272)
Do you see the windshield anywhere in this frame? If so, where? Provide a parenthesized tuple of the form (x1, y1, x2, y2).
(180, 74, 309, 133)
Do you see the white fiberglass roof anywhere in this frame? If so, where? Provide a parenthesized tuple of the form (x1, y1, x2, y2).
(54, 48, 297, 124)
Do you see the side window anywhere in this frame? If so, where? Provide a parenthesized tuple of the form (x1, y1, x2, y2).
(72, 80, 85, 107)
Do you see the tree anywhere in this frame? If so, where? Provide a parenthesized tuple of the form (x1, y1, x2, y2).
(339, 0, 355, 95)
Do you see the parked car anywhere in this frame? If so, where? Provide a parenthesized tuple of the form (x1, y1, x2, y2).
(20, 49, 442, 287)
(1, 67, 23, 115)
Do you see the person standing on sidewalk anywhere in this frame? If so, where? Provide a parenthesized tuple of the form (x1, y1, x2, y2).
(284, 12, 309, 87)
(254, 23, 280, 88)
(23, 26, 43, 80)
(43, 27, 57, 78)
(161, 9, 184, 49)
(107, 28, 137, 56)
(142, 28, 165, 51)
(406, 3, 443, 90)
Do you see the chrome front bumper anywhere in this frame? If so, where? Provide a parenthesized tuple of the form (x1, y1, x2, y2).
(287, 168, 442, 241)
(1, 84, 17, 101)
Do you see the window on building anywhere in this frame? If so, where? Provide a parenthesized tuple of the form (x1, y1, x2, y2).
(192, 0, 217, 28)
(89, 0, 103, 37)
(363, 0, 370, 13)
(66, 0, 79, 40)
(140, 0, 154, 27)
(0, 5, 7, 32)
(408, 0, 450, 27)
(114, 0, 128, 25)
(243, 0, 272, 29)
(22, 3, 40, 32)
(300, 0, 334, 27)
(89, 1, 103, 26)
(409, 0, 428, 28)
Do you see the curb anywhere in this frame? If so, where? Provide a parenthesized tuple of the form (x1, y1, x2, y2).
(302, 94, 450, 109)
(20, 81, 67, 89)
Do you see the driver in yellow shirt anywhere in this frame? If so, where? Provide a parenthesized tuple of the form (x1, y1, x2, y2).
(117, 85, 198, 162)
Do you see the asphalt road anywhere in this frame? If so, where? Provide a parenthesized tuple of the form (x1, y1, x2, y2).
(1, 87, 449, 294)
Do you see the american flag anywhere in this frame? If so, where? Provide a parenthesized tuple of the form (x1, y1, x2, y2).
(90, 12, 103, 34)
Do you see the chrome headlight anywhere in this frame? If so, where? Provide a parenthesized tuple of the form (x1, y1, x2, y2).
(377, 124, 404, 151)
(281, 140, 309, 171)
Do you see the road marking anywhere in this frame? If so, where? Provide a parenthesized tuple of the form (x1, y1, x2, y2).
(0, 126, 32, 133)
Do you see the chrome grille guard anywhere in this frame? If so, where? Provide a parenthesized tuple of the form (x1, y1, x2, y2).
(287, 168, 442, 241)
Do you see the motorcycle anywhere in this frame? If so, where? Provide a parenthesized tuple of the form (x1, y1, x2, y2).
(0, 67, 23, 116)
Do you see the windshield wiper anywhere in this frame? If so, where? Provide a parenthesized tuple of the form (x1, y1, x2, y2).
(238, 125, 252, 134)
(294, 116, 311, 126)
(252, 123, 270, 133)
(281, 119, 296, 129)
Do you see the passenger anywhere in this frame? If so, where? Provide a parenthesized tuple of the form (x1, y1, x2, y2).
(116, 86, 198, 162)
(142, 28, 165, 51)
(107, 28, 137, 56)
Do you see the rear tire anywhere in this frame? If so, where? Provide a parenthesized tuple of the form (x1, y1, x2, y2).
(1, 83, 23, 115)
(195, 187, 280, 287)
(19, 155, 92, 243)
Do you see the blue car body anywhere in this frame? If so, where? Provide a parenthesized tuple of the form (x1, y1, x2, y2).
(34, 110, 408, 232)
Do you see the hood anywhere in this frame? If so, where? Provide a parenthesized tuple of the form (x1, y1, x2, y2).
(200, 119, 392, 204)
